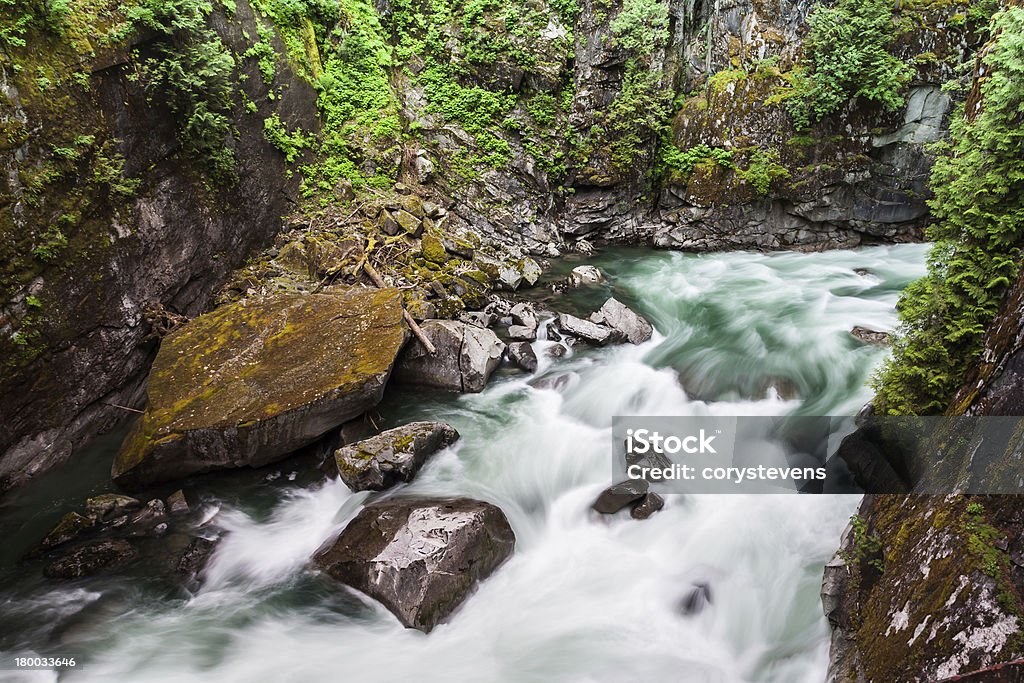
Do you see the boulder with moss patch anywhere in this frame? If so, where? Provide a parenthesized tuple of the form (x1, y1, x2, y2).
(112, 288, 406, 488)
(334, 422, 460, 491)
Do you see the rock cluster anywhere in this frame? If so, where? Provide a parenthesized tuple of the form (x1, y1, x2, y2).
(591, 480, 665, 520)
(26, 489, 215, 582)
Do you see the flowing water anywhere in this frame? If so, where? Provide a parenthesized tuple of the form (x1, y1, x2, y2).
(0, 244, 930, 683)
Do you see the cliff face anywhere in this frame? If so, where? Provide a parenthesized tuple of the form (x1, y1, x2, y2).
(0, 0, 994, 490)
(825, 267, 1024, 683)
(0, 0, 319, 490)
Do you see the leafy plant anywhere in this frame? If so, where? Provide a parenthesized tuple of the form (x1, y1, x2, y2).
(873, 7, 1024, 415)
(127, 0, 239, 183)
(785, 0, 912, 129)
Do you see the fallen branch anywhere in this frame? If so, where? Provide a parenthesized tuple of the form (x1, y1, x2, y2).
(104, 402, 144, 414)
(362, 260, 436, 355)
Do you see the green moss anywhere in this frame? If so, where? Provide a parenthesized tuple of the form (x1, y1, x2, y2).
(420, 233, 448, 264)
(113, 288, 406, 478)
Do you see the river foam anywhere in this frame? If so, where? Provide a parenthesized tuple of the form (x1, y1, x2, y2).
(1, 243, 929, 683)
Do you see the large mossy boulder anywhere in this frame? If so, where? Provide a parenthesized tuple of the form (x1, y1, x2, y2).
(313, 498, 515, 632)
(333, 421, 460, 491)
(112, 288, 406, 488)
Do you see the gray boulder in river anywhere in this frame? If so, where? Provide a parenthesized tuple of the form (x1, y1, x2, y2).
(590, 298, 654, 344)
(557, 313, 625, 346)
(314, 498, 515, 632)
(333, 422, 460, 491)
(394, 320, 505, 392)
(112, 288, 406, 488)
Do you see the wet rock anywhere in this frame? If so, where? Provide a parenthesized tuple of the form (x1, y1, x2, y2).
(394, 320, 505, 392)
(507, 342, 538, 373)
(557, 314, 626, 346)
(509, 302, 538, 331)
(43, 540, 139, 580)
(118, 499, 168, 537)
(545, 343, 567, 358)
(112, 288, 406, 488)
(175, 536, 218, 585)
(36, 512, 95, 553)
(530, 371, 577, 392)
(850, 326, 890, 345)
(459, 310, 496, 328)
(680, 582, 712, 616)
(313, 498, 515, 632)
(592, 480, 649, 514)
(630, 493, 665, 520)
(508, 325, 537, 341)
(574, 239, 596, 256)
(590, 298, 653, 344)
(334, 422, 460, 491)
(85, 494, 141, 522)
(166, 490, 189, 516)
(568, 265, 604, 288)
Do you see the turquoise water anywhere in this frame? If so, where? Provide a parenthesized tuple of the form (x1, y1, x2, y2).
(0, 243, 930, 683)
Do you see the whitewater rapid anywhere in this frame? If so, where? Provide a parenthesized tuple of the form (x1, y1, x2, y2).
(0, 243, 930, 683)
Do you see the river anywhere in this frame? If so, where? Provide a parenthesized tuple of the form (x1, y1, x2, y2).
(0, 243, 929, 682)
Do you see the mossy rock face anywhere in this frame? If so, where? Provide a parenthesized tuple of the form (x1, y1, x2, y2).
(826, 495, 1024, 682)
(112, 288, 406, 488)
(333, 421, 460, 491)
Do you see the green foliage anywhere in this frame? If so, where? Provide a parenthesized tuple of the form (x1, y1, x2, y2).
(660, 142, 734, 179)
(608, 0, 668, 53)
(873, 7, 1024, 416)
(962, 502, 1007, 578)
(839, 515, 884, 572)
(127, 0, 238, 183)
(736, 148, 790, 195)
(243, 23, 277, 84)
(31, 226, 67, 262)
(0, 0, 70, 48)
(263, 113, 311, 162)
(785, 0, 912, 129)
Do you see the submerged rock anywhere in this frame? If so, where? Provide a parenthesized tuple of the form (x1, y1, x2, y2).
(35, 512, 95, 553)
(507, 342, 539, 373)
(166, 490, 189, 516)
(590, 298, 654, 344)
(175, 536, 218, 588)
(43, 540, 139, 580)
(313, 498, 515, 632)
(557, 313, 625, 346)
(850, 326, 890, 345)
(112, 288, 406, 488)
(85, 494, 141, 522)
(394, 320, 505, 392)
(334, 422, 460, 491)
(592, 480, 649, 514)
(680, 582, 712, 616)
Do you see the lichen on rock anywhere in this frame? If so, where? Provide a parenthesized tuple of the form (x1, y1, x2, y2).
(112, 287, 407, 487)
